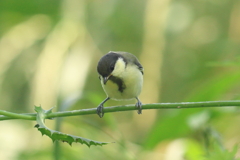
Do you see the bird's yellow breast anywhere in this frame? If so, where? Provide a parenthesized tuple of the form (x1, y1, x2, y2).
(101, 58, 143, 100)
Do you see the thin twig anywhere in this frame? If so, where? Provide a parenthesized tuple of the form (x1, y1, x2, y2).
(0, 100, 240, 121)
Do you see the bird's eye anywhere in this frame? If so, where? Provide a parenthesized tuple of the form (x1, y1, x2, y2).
(110, 65, 114, 71)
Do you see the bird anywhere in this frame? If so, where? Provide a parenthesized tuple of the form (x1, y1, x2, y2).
(96, 51, 144, 118)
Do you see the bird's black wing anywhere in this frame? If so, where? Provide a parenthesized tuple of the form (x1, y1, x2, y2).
(134, 60, 144, 75)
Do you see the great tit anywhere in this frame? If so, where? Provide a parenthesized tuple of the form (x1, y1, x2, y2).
(96, 51, 144, 118)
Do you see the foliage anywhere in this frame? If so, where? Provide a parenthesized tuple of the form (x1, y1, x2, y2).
(204, 143, 239, 160)
(34, 106, 110, 147)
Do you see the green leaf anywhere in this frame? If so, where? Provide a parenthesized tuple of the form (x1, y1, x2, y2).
(34, 106, 111, 147)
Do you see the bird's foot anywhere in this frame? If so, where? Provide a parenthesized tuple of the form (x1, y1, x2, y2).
(96, 97, 110, 118)
(135, 98, 142, 114)
(96, 104, 104, 118)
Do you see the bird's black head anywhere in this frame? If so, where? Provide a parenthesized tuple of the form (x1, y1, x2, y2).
(97, 52, 123, 77)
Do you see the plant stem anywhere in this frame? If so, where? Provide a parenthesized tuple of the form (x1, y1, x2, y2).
(0, 111, 36, 120)
(1, 100, 240, 121)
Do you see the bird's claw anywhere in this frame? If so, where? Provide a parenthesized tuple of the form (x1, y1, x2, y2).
(96, 104, 104, 118)
(135, 100, 142, 114)
(96, 97, 109, 118)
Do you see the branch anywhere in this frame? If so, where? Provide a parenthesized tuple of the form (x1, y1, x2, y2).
(0, 110, 36, 120)
(1, 100, 240, 121)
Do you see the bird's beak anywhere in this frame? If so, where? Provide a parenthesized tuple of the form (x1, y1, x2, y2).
(103, 74, 111, 84)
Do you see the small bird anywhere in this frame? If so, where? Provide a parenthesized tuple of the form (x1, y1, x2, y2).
(96, 51, 144, 118)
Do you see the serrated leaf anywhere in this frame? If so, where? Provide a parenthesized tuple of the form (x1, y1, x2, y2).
(34, 106, 111, 147)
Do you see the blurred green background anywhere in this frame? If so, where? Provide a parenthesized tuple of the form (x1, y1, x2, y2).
(0, 0, 240, 159)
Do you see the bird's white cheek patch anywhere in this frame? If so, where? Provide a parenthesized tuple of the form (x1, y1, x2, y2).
(111, 58, 126, 77)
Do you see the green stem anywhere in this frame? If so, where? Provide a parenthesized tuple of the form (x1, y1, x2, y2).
(1, 100, 240, 121)
(0, 110, 36, 120)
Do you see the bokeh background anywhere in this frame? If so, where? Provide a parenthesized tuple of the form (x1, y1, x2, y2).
(0, 0, 240, 159)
